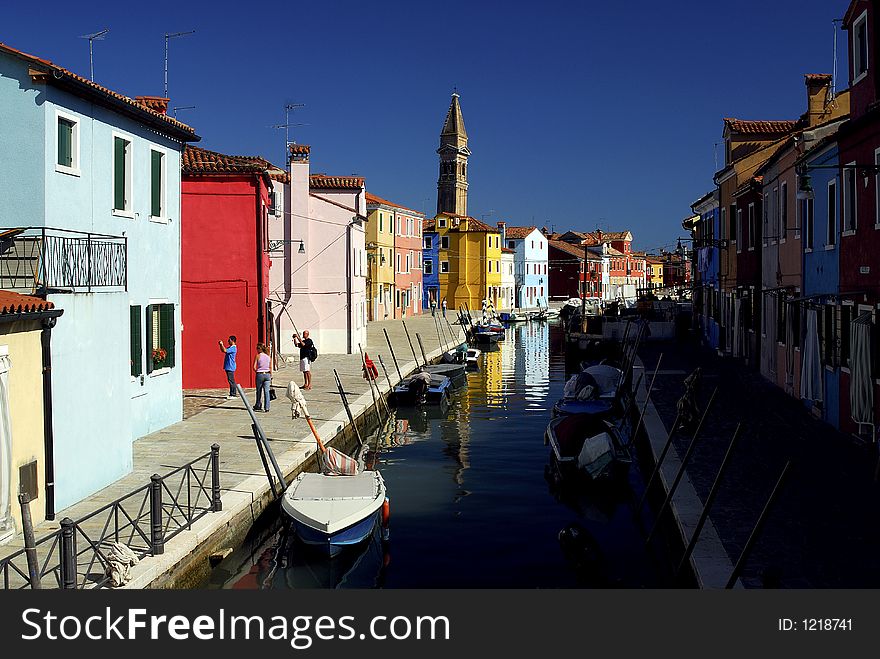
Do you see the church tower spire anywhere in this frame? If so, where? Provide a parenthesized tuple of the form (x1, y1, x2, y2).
(437, 92, 470, 216)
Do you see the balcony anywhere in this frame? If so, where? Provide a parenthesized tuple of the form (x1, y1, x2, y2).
(0, 227, 127, 294)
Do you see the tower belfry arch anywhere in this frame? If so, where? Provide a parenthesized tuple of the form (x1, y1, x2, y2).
(436, 92, 470, 216)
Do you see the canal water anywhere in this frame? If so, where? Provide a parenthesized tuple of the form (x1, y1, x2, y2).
(205, 322, 675, 589)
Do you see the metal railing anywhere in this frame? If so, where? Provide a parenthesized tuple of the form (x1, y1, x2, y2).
(0, 445, 221, 589)
(0, 226, 127, 293)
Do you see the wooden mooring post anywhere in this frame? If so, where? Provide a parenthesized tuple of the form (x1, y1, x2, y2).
(333, 369, 364, 446)
(383, 328, 403, 384)
(416, 333, 429, 366)
(401, 321, 421, 368)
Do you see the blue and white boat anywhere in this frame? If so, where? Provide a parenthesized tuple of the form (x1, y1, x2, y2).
(393, 372, 452, 405)
(281, 470, 388, 557)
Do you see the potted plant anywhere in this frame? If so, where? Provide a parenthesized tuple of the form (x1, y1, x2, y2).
(152, 347, 168, 368)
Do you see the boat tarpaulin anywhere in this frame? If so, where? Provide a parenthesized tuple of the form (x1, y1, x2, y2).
(850, 312, 873, 425)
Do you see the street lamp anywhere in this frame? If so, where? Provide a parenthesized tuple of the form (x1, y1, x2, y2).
(267, 239, 305, 254)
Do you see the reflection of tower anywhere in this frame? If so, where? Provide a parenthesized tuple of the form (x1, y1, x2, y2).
(436, 92, 470, 216)
(515, 324, 550, 404)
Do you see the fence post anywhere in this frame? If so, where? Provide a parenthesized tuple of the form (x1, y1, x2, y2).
(211, 444, 222, 512)
(59, 517, 77, 590)
(150, 474, 165, 555)
(18, 494, 41, 589)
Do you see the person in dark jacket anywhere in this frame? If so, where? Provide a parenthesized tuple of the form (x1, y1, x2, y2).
(293, 331, 314, 390)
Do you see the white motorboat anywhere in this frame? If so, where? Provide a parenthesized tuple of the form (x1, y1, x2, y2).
(281, 470, 387, 557)
(465, 347, 481, 367)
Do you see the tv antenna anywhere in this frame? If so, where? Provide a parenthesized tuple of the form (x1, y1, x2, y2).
(831, 18, 843, 101)
(172, 105, 196, 119)
(164, 30, 195, 97)
(271, 103, 305, 162)
(80, 28, 109, 81)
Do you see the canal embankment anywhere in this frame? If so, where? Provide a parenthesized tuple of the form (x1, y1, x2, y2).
(0, 315, 464, 589)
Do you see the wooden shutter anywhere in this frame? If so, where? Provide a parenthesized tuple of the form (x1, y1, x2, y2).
(130, 305, 142, 377)
(58, 119, 72, 167)
(145, 305, 153, 373)
(160, 304, 175, 368)
(151, 150, 162, 217)
(114, 137, 126, 211)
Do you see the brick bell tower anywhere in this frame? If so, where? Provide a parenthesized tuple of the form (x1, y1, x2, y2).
(436, 92, 470, 216)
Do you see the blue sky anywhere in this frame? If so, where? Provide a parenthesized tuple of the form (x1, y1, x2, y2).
(4, 1, 851, 251)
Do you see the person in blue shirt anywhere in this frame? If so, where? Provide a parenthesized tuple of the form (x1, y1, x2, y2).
(219, 335, 237, 398)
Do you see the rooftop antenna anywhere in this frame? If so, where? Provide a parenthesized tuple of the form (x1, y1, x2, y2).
(80, 29, 109, 81)
(714, 142, 719, 171)
(271, 103, 306, 163)
(172, 105, 196, 120)
(831, 18, 843, 101)
(164, 30, 195, 98)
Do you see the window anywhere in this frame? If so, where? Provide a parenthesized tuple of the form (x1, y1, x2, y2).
(379, 214, 383, 233)
(803, 197, 815, 250)
(844, 164, 857, 232)
(130, 305, 142, 377)
(150, 149, 165, 219)
(720, 207, 727, 241)
(828, 179, 837, 246)
(440, 236, 449, 249)
(438, 218, 447, 228)
(406, 251, 412, 273)
(735, 207, 742, 247)
(56, 112, 79, 174)
(781, 182, 788, 240)
(440, 260, 449, 273)
(424, 236, 432, 249)
(146, 303, 175, 373)
(875, 149, 880, 226)
(424, 260, 433, 275)
(113, 135, 132, 214)
(748, 204, 756, 249)
(396, 253, 401, 273)
(764, 192, 770, 242)
(840, 305, 852, 368)
(854, 10, 869, 82)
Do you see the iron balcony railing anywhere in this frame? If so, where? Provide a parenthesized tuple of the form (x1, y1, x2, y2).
(0, 226, 127, 294)
(0, 445, 221, 590)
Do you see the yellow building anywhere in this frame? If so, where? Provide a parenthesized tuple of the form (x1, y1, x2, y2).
(365, 193, 397, 320)
(435, 213, 502, 311)
(646, 256, 664, 289)
(0, 293, 63, 542)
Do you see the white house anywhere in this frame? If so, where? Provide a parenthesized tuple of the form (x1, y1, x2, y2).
(0, 43, 198, 515)
(498, 224, 549, 309)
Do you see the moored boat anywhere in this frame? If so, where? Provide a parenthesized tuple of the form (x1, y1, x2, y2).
(545, 416, 631, 480)
(393, 371, 452, 405)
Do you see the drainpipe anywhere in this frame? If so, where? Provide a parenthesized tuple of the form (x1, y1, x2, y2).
(346, 221, 352, 354)
(256, 175, 266, 345)
(38, 312, 62, 520)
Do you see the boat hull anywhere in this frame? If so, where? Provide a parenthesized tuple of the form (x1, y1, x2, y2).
(290, 511, 381, 557)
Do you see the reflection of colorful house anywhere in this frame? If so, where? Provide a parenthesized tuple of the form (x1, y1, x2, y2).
(0, 293, 63, 542)
(435, 213, 502, 310)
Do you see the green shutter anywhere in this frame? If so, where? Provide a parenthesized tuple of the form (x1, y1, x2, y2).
(130, 305, 142, 377)
(145, 305, 153, 373)
(114, 137, 126, 211)
(58, 119, 73, 168)
(151, 150, 162, 217)
(160, 304, 175, 368)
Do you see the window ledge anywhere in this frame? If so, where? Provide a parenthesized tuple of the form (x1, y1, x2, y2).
(825, 365, 836, 372)
(149, 215, 170, 225)
(55, 164, 81, 177)
(747, 247, 755, 252)
(149, 367, 172, 378)
(805, 248, 813, 253)
(842, 230, 856, 237)
(113, 209, 135, 219)
(780, 238, 786, 244)
(824, 244, 836, 251)
(842, 367, 852, 375)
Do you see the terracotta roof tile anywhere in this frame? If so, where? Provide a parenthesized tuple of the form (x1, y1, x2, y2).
(723, 118, 799, 135)
(134, 96, 170, 114)
(289, 144, 311, 155)
(182, 146, 271, 175)
(501, 247, 515, 254)
(548, 240, 602, 260)
(0, 291, 54, 315)
(503, 225, 538, 239)
(310, 175, 364, 190)
(805, 73, 833, 84)
(0, 42, 197, 140)
(365, 192, 422, 215)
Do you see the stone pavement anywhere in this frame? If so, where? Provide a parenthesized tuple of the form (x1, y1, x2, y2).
(0, 313, 465, 586)
(639, 337, 880, 588)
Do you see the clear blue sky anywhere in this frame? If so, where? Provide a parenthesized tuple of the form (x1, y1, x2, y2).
(4, 0, 851, 251)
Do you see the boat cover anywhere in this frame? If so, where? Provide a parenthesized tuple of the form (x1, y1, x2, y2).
(584, 365, 623, 398)
(290, 471, 379, 501)
(577, 432, 614, 478)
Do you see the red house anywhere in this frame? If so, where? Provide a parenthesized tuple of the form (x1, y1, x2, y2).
(180, 146, 281, 389)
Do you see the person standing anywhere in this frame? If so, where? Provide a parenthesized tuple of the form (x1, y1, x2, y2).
(430, 297, 437, 317)
(441, 297, 447, 318)
(293, 331, 314, 390)
(219, 336, 237, 399)
(253, 343, 272, 412)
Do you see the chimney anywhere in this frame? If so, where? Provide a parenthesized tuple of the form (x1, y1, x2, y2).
(805, 74, 833, 127)
(289, 145, 311, 245)
(134, 96, 170, 115)
(496, 221, 506, 243)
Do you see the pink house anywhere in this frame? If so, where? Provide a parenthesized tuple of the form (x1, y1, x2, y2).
(391, 200, 424, 319)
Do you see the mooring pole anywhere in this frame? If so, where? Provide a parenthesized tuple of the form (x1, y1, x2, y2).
(676, 424, 743, 579)
(18, 493, 41, 589)
(645, 387, 718, 544)
(632, 354, 663, 441)
(378, 354, 394, 392)
(383, 328, 403, 384)
(725, 460, 791, 589)
(433, 314, 446, 352)
(635, 409, 682, 513)
(358, 344, 381, 423)
(447, 316, 461, 346)
(333, 368, 364, 445)
(416, 333, 429, 366)
(401, 321, 420, 369)
(253, 426, 281, 499)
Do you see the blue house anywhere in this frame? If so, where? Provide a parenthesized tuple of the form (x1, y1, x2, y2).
(0, 43, 199, 516)
(499, 225, 549, 309)
(690, 191, 721, 351)
(799, 137, 841, 428)
(422, 220, 440, 309)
